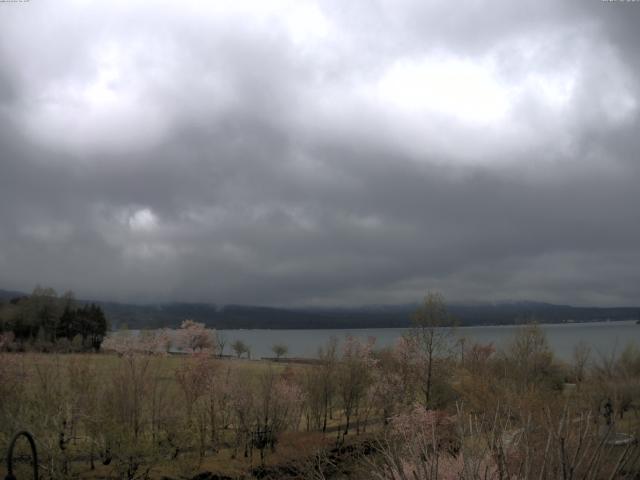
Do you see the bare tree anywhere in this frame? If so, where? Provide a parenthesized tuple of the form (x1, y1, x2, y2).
(409, 292, 455, 407)
(337, 336, 376, 435)
(272, 343, 288, 361)
(231, 339, 249, 359)
(303, 337, 338, 432)
(572, 340, 591, 385)
(215, 331, 227, 357)
(506, 323, 556, 391)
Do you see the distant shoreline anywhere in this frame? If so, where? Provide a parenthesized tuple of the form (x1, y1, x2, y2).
(116, 318, 638, 332)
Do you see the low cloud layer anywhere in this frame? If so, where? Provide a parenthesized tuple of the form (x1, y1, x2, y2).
(1, 0, 639, 306)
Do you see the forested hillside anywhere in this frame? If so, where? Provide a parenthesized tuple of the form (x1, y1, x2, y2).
(97, 300, 640, 330)
(3, 288, 637, 330)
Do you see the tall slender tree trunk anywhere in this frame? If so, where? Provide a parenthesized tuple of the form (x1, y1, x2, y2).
(344, 401, 351, 435)
(322, 393, 328, 432)
(425, 352, 433, 407)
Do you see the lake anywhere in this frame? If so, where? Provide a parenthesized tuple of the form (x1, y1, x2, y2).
(216, 321, 639, 361)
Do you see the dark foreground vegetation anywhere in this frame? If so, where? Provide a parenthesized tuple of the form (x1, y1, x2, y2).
(0, 293, 639, 479)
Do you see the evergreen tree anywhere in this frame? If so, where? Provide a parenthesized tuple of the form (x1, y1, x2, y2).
(56, 305, 76, 340)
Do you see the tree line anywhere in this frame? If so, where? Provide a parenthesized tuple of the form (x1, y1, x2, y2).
(0, 286, 108, 352)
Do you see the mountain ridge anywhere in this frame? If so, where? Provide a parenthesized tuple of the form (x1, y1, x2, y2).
(2, 288, 638, 329)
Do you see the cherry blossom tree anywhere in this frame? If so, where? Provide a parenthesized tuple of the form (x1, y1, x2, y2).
(101, 329, 170, 355)
(175, 320, 215, 354)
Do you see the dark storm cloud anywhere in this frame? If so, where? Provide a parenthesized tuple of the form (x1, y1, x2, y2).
(1, 0, 639, 306)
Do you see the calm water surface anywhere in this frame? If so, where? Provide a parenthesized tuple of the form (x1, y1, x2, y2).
(217, 321, 639, 361)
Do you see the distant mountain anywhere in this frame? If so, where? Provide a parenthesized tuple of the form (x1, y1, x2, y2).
(2, 288, 638, 329)
(95, 300, 640, 330)
(0, 289, 28, 301)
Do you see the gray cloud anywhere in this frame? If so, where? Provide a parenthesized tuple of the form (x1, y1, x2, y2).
(1, 0, 640, 306)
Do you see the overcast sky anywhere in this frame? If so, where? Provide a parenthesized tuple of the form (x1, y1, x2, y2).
(1, 0, 640, 306)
